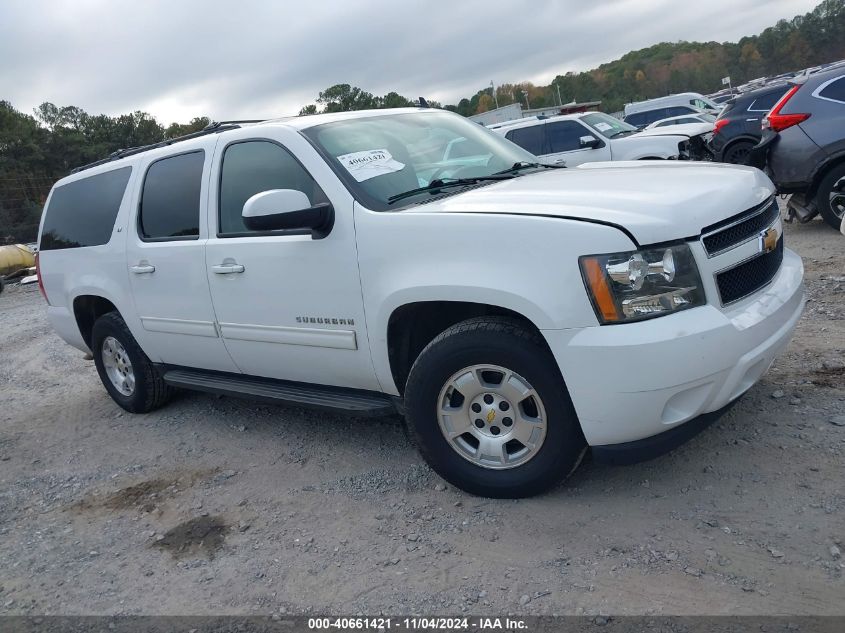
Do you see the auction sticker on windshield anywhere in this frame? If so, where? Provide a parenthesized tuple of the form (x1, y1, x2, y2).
(337, 149, 406, 182)
(594, 122, 613, 132)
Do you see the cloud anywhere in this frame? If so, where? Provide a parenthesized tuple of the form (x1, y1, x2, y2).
(0, 0, 816, 123)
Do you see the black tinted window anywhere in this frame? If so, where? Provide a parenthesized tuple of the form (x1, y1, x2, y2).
(546, 121, 588, 152)
(626, 109, 668, 126)
(505, 125, 546, 155)
(623, 112, 648, 127)
(819, 76, 845, 103)
(664, 106, 696, 117)
(748, 87, 789, 111)
(40, 167, 132, 250)
(139, 151, 204, 240)
(219, 141, 326, 235)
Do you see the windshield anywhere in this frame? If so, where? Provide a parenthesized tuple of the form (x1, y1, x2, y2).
(302, 111, 539, 210)
(580, 112, 638, 138)
(699, 113, 717, 122)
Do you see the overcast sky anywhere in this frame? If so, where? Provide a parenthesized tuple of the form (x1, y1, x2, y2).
(1, 0, 816, 124)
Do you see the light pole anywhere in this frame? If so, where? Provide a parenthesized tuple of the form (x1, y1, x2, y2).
(490, 81, 499, 109)
(556, 84, 563, 107)
(523, 91, 530, 110)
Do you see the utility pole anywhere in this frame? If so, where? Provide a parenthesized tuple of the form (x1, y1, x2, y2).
(490, 81, 499, 110)
(523, 91, 530, 110)
(556, 84, 563, 107)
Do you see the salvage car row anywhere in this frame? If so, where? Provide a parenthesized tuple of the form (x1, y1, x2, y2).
(491, 63, 845, 230)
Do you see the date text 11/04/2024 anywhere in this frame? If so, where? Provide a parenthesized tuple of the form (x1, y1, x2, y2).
(307, 617, 528, 630)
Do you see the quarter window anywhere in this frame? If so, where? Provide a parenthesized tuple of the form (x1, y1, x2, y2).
(40, 167, 132, 250)
(219, 140, 327, 236)
(818, 76, 845, 103)
(139, 151, 204, 240)
(747, 88, 789, 112)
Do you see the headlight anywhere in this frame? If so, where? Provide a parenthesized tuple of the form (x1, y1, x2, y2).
(580, 243, 705, 324)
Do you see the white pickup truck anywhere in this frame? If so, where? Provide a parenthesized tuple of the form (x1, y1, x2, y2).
(491, 112, 712, 166)
(37, 107, 804, 498)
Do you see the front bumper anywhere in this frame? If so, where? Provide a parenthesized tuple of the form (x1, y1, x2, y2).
(543, 247, 804, 447)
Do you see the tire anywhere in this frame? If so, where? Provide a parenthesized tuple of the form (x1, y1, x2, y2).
(91, 311, 172, 413)
(815, 163, 845, 231)
(723, 141, 755, 165)
(0, 277, 5, 295)
(404, 317, 586, 498)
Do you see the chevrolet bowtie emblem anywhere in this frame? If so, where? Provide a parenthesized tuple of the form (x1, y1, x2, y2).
(486, 409, 496, 423)
(760, 227, 778, 254)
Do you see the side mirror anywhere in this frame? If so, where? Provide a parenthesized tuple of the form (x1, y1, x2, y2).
(580, 135, 602, 149)
(242, 189, 334, 239)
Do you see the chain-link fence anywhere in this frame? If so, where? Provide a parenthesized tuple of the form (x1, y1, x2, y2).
(0, 174, 54, 244)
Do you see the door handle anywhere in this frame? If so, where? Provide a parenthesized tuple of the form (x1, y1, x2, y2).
(130, 263, 155, 274)
(212, 263, 245, 274)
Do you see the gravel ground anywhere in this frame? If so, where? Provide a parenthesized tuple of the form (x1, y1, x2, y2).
(0, 210, 843, 617)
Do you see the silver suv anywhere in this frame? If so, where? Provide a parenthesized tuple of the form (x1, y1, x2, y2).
(754, 64, 845, 230)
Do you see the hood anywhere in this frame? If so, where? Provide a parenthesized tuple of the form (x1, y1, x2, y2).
(412, 161, 774, 245)
(636, 122, 714, 138)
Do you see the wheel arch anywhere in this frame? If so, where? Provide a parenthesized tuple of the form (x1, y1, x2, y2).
(719, 136, 758, 162)
(385, 300, 548, 396)
(72, 294, 120, 349)
(809, 153, 845, 198)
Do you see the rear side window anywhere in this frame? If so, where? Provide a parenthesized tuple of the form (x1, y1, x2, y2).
(139, 151, 204, 240)
(748, 88, 789, 112)
(40, 167, 132, 250)
(624, 112, 649, 127)
(664, 106, 695, 117)
(218, 140, 327, 236)
(505, 125, 547, 155)
(818, 76, 845, 103)
(626, 109, 668, 127)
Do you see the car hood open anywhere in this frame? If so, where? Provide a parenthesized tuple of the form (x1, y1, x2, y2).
(412, 161, 774, 246)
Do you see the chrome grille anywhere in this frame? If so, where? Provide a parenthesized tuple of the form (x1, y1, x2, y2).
(716, 237, 784, 305)
(702, 198, 780, 257)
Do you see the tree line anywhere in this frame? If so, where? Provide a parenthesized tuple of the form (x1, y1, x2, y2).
(0, 102, 212, 243)
(447, 0, 845, 116)
(2, 0, 842, 243)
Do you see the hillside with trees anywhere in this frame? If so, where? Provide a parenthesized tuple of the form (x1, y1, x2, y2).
(1, 0, 843, 243)
(447, 0, 845, 115)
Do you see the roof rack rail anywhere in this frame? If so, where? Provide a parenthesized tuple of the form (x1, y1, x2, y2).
(69, 119, 266, 174)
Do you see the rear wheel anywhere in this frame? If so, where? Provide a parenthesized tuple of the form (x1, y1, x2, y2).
(815, 163, 845, 230)
(91, 311, 172, 413)
(404, 317, 586, 498)
(723, 140, 755, 165)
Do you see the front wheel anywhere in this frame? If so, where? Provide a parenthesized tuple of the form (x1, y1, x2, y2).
(404, 317, 586, 498)
(815, 164, 845, 230)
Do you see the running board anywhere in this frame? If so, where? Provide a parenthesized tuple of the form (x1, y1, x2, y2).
(161, 368, 398, 417)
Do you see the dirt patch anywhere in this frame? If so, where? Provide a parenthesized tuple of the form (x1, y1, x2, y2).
(153, 515, 229, 559)
(68, 469, 216, 513)
(811, 365, 845, 388)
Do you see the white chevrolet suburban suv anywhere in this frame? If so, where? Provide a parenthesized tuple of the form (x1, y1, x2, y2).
(37, 107, 804, 498)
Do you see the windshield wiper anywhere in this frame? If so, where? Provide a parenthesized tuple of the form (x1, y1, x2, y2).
(387, 175, 514, 204)
(493, 161, 564, 175)
(609, 130, 636, 138)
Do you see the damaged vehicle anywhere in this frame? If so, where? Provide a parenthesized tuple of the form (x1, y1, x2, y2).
(747, 64, 845, 230)
(493, 112, 712, 166)
(37, 108, 803, 498)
